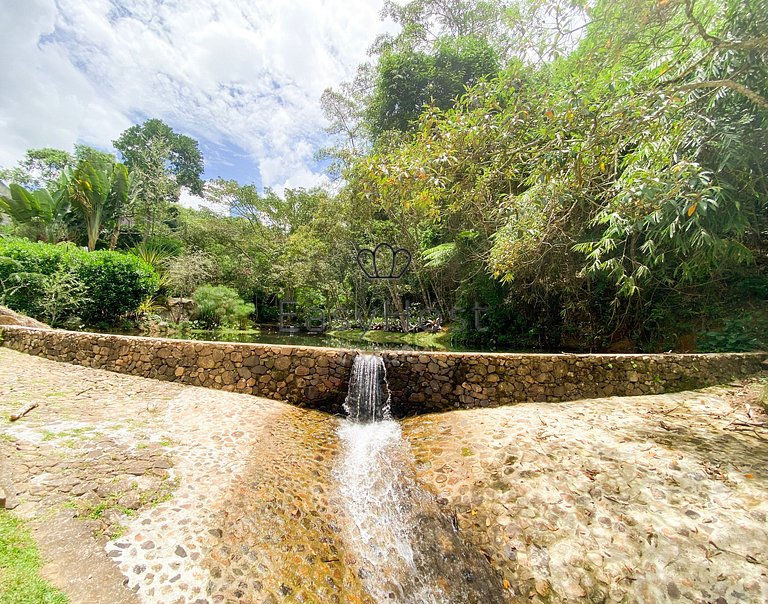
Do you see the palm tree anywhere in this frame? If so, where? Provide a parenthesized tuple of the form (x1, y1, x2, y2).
(0, 183, 70, 243)
(65, 161, 129, 251)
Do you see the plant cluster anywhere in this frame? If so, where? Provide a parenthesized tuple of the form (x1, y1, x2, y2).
(192, 285, 255, 329)
(0, 237, 158, 327)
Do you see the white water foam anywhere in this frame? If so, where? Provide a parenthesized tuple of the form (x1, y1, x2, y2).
(335, 354, 502, 604)
(335, 419, 447, 604)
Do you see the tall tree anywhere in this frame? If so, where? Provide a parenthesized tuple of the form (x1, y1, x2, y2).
(113, 118, 205, 195)
(345, 0, 768, 349)
(0, 148, 74, 190)
(126, 136, 180, 242)
(368, 35, 499, 137)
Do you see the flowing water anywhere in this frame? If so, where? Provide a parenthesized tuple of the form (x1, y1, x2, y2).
(335, 354, 504, 604)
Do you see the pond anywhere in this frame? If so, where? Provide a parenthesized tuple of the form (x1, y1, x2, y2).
(100, 327, 524, 352)
(173, 329, 407, 350)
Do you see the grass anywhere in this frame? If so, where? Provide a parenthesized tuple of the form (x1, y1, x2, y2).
(39, 427, 100, 444)
(327, 328, 454, 350)
(108, 524, 128, 540)
(0, 511, 68, 604)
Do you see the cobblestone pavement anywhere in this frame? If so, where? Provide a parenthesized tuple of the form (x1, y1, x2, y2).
(2, 347, 768, 603)
(403, 382, 768, 603)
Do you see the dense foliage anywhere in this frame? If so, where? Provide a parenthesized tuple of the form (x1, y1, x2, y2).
(193, 285, 255, 328)
(1, 0, 765, 351)
(333, 0, 768, 350)
(0, 237, 158, 326)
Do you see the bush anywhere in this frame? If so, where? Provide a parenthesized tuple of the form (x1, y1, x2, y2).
(697, 313, 768, 352)
(75, 251, 159, 324)
(193, 284, 254, 328)
(0, 237, 158, 326)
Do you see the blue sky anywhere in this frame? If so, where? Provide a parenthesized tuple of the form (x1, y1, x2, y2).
(0, 0, 396, 205)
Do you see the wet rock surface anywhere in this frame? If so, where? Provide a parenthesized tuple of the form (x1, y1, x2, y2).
(203, 409, 372, 604)
(403, 379, 768, 602)
(2, 347, 768, 603)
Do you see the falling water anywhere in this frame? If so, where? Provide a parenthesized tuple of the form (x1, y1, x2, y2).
(335, 354, 503, 604)
(343, 354, 391, 422)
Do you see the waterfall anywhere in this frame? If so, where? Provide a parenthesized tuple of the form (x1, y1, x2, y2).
(335, 354, 503, 604)
(343, 353, 391, 422)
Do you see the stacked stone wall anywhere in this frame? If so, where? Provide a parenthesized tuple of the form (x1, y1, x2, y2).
(0, 326, 354, 413)
(381, 350, 767, 415)
(1, 326, 765, 415)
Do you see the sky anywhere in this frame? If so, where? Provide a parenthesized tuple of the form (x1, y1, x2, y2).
(0, 0, 397, 205)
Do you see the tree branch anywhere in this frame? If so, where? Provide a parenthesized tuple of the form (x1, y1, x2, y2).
(673, 79, 768, 110)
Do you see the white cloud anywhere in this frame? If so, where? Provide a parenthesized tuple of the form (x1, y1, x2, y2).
(0, 0, 396, 190)
(177, 188, 227, 214)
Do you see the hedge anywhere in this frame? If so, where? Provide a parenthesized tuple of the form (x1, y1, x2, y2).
(0, 237, 158, 325)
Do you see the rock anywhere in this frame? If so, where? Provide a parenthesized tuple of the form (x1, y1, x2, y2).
(274, 357, 292, 371)
(0, 306, 48, 328)
(1, 322, 764, 415)
(118, 491, 142, 510)
(71, 482, 98, 496)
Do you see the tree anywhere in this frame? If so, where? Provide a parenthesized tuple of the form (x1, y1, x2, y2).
(344, 0, 768, 349)
(65, 160, 130, 251)
(125, 136, 181, 242)
(0, 148, 74, 190)
(166, 251, 216, 298)
(376, 0, 511, 54)
(0, 183, 70, 243)
(319, 70, 373, 177)
(193, 284, 255, 328)
(367, 35, 499, 137)
(74, 144, 117, 172)
(113, 118, 205, 195)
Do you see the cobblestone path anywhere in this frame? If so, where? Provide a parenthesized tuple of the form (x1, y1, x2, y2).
(404, 383, 768, 602)
(1, 347, 767, 603)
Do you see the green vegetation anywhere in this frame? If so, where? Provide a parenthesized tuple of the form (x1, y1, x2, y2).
(1, 1, 765, 351)
(0, 238, 158, 326)
(328, 329, 454, 350)
(193, 285, 255, 328)
(0, 511, 68, 604)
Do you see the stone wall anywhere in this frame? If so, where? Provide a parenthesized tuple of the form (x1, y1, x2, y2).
(1, 325, 765, 415)
(381, 350, 767, 416)
(0, 326, 355, 413)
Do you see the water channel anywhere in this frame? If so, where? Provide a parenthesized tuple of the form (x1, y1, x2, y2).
(335, 355, 503, 603)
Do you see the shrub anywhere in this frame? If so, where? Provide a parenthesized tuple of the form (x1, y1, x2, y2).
(0, 237, 158, 325)
(193, 284, 254, 328)
(74, 251, 159, 324)
(0, 238, 72, 317)
(697, 314, 768, 352)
